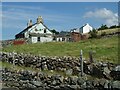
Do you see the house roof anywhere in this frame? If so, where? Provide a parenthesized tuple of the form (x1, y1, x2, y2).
(15, 22, 52, 36)
(56, 31, 70, 37)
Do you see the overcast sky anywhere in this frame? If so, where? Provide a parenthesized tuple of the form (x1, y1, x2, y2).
(2, 2, 118, 40)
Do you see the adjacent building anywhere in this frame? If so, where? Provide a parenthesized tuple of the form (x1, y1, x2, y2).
(55, 31, 71, 42)
(71, 23, 93, 34)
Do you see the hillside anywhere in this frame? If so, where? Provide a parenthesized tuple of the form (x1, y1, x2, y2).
(97, 28, 119, 35)
(3, 35, 119, 64)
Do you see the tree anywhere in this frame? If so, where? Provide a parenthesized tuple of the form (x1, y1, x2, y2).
(50, 29, 59, 35)
(89, 29, 98, 38)
(109, 25, 117, 29)
(98, 24, 108, 30)
(109, 25, 120, 29)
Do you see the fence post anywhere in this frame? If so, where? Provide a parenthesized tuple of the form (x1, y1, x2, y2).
(89, 51, 94, 63)
(80, 50, 83, 77)
(12, 51, 15, 67)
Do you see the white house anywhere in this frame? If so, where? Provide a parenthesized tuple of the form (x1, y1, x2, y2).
(71, 23, 93, 34)
(79, 23, 93, 33)
(15, 16, 53, 43)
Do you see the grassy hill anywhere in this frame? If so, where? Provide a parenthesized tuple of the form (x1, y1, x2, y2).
(97, 28, 119, 35)
(3, 35, 119, 64)
(83, 28, 119, 37)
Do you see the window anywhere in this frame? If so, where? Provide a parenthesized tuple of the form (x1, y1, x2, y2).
(58, 38, 60, 41)
(62, 38, 65, 41)
(35, 28, 38, 31)
(38, 37, 40, 41)
(44, 29, 46, 33)
(53, 37, 56, 40)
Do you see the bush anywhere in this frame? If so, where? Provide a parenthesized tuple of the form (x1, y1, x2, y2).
(109, 25, 117, 29)
(98, 24, 108, 30)
(101, 32, 106, 36)
(89, 29, 98, 38)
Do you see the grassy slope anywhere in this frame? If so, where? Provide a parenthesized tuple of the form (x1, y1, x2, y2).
(84, 28, 119, 37)
(97, 28, 119, 35)
(3, 35, 118, 64)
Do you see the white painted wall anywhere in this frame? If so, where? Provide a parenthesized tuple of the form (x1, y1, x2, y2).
(31, 36, 53, 43)
(31, 37, 37, 43)
(56, 37, 67, 42)
(82, 24, 93, 33)
(40, 37, 53, 42)
(71, 23, 93, 34)
(24, 22, 53, 43)
(28, 23, 52, 34)
(56, 37, 62, 42)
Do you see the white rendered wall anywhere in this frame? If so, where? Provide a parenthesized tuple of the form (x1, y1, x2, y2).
(28, 23, 52, 34)
(31, 37, 38, 43)
(40, 37, 53, 42)
(83, 24, 93, 33)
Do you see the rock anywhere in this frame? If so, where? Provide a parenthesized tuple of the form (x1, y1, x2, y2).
(69, 85, 80, 90)
(77, 77, 85, 85)
(69, 76, 78, 85)
(57, 76, 64, 83)
(30, 81, 43, 87)
(103, 67, 111, 75)
(66, 69, 73, 76)
(81, 82, 87, 89)
(112, 81, 120, 89)
(104, 80, 109, 88)
(92, 79, 99, 87)
(27, 83, 37, 88)
(99, 79, 106, 86)
(53, 86, 61, 90)
(103, 67, 111, 79)
(86, 80, 93, 88)
(37, 87, 45, 90)
(114, 65, 120, 71)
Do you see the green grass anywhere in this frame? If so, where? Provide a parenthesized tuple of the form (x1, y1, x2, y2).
(2, 35, 119, 64)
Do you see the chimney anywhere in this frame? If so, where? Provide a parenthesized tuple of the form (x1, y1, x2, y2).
(37, 16, 43, 24)
(27, 19, 32, 27)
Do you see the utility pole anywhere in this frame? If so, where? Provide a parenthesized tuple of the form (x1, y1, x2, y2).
(80, 50, 83, 77)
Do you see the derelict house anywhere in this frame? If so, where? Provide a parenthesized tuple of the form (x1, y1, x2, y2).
(15, 16, 53, 43)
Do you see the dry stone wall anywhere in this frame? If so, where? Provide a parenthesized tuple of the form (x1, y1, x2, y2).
(1, 52, 120, 89)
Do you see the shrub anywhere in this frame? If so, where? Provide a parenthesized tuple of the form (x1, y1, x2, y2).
(101, 32, 106, 36)
(98, 24, 108, 30)
(89, 29, 98, 38)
